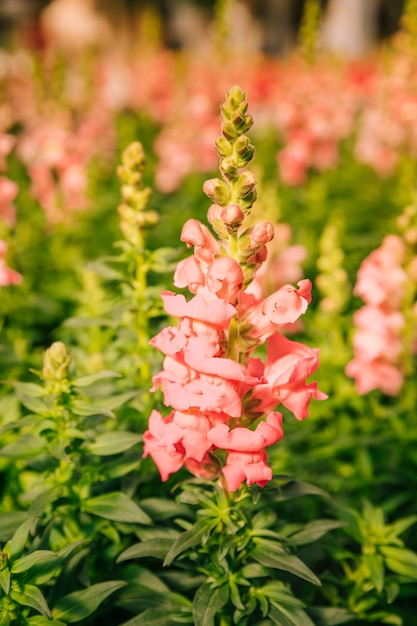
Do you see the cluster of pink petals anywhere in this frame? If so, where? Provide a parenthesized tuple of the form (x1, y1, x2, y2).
(144, 217, 326, 491)
(17, 109, 112, 224)
(0, 240, 22, 287)
(346, 234, 409, 395)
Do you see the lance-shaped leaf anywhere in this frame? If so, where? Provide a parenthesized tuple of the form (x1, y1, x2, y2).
(28, 617, 66, 626)
(82, 492, 152, 525)
(10, 583, 51, 618)
(85, 431, 142, 456)
(380, 545, 417, 580)
(192, 583, 229, 626)
(0, 568, 10, 594)
(289, 519, 345, 545)
(117, 538, 176, 563)
(72, 370, 121, 387)
(163, 518, 217, 567)
(52, 580, 127, 622)
(11, 550, 59, 575)
(362, 553, 384, 593)
(118, 607, 177, 625)
(252, 546, 321, 586)
(269, 601, 315, 626)
(0, 434, 45, 459)
(0, 511, 28, 542)
(307, 607, 356, 625)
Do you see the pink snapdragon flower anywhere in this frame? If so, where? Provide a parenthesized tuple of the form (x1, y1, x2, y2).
(346, 234, 410, 395)
(144, 86, 326, 490)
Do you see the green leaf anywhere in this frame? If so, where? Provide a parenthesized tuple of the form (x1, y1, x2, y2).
(140, 497, 192, 521)
(307, 607, 356, 625)
(52, 580, 127, 622)
(0, 511, 28, 542)
(13, 388, 47, 414)
(163, 519, 217, 567)
(8, 518, 33, 558)
(101, 391, 140, 411)
(192, 583, 229, 626)
(11, 550, 58, 574)
(72, 370, 121, 387)
(28, 618, 66, 626)
(0, 433, 45, 458)
(269, 601, 315, 626)
(0, 567, 10, 594)
(12, 382, 45, 397)
(82, 492, 152, 525)
(271, 478, 329, 500)
(10, 583, 51, 618)
(85, 431, 142, 455)
(253, 547, 321, 586)
(290, 520, 345, 545)
(117, 539, 175, 562)
(118, 608, 176, 626)
(385, 516, 417, 541)
(71, 400, 116, 419)
(362, 553, 384, 593)
(381, 545, 417, 580)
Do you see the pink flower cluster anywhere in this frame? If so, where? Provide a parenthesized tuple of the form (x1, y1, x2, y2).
(345, 234, 409, 395)
(0, 132, 21, 287)
(144, 216, 326, 491)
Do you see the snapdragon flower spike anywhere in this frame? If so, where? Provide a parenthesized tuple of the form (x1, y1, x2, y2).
(117, 141, 159, 247)
(144, 86, 326, 491)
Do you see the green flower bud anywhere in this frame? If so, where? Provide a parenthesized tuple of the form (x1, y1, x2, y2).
(227, 85, 246, 108)
(219, 157, 238, 180)
(42, 341, 71, 381)
(215, 135, 233, 157)
(203, 178, 231, 205)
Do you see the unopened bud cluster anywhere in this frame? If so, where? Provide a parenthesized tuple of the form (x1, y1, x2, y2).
(117, 141, 159, 247)
(203, 86, 272, 286)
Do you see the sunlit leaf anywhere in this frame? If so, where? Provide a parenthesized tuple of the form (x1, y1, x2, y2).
(10, 583, 51, 618)
(11, 550, 58, 574)
(0, 567, 10, 595)
(381, 546, 417, 580)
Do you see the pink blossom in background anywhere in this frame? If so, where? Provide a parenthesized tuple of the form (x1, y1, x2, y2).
(0, 176, 18, 226)
(0, 239, 22, 287)
(346, 234, 410, 395)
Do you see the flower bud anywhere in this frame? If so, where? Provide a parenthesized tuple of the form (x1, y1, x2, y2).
(236, 171, 256, 198)
(234, 135, 255, 164)
(203, 178, 231, 205)
(42, 341, 71, 381)
(249, 222, 275, 244)
(219, 157, 238, 180)
(221, 204, 245, 227)
(221, 121, 239, 141)
(227, 85, 246, 108)
(215, 135, 233, 157)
